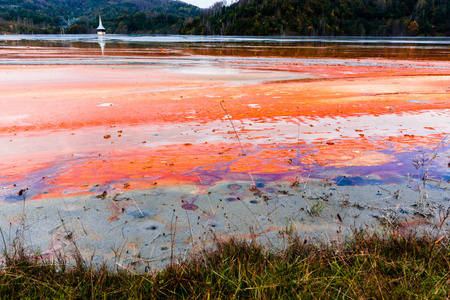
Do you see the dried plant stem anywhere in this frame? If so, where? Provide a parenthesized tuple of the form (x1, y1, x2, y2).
(220, 100, 255, 186)
(184, 209, 195, 246)
(169, 210, 178, 267)
(239, 200, 274, 248)
(131, 197, 145, 218)
(57, 210, 83, 267)
(295, 107, 301, 183)
(14, 188, 29, 247)
(196, 175, 215, 215)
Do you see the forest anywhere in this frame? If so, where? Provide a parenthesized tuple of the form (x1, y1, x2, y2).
(0, 0, 200, 34)
(181, 0, 450, 36)
(0, 0, 448, 35)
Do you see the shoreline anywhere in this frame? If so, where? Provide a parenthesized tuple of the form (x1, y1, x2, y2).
(1, 177, 448, 271)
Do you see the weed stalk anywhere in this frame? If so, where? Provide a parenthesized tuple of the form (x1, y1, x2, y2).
(220, 100, 255, 187)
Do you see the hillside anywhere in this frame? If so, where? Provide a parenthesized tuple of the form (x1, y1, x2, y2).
(0, 0, 201, 34)
(181, 0, 450, 36)
(2, 0, 448, 36)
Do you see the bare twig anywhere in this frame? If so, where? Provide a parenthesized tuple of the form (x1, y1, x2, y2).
(220, 100, 255, 186)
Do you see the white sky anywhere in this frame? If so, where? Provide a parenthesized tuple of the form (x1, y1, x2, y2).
(180, 0, 227, 9)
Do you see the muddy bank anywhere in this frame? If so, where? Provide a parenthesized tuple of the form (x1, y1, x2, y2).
(1, 178, 449, 271)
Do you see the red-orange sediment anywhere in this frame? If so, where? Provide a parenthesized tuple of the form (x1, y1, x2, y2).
(0, 54, 448, 200)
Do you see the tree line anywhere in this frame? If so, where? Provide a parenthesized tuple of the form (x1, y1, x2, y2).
(1, 0, 448, 36)
(0, 0, 200, 34)
(180, 0, 450, 36)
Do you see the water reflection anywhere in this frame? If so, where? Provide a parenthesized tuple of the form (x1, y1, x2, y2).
(98, 36, 105, 56)
(1, 34, 449, 60)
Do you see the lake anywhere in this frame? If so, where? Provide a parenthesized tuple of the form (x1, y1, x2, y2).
(0, 34, 449, 270)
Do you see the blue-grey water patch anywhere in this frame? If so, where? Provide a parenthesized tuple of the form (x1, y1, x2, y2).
(407, 99, 428, 103)
(334, 176, 387, 186)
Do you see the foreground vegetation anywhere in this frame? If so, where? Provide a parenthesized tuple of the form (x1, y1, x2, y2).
(1, 230, 449, 299)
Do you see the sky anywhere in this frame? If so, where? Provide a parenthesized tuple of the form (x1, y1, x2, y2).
(180, 0, 227, 9)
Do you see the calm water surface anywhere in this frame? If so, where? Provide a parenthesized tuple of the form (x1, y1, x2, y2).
(1, 34, 450, 60)
(0, 34, 448, 188)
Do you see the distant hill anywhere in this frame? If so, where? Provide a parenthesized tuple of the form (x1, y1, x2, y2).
(0, 0, 201, 34)
(181, 0, 450, 36)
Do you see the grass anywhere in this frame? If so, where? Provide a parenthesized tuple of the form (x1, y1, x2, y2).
(1, 230, 450, 299)
(308, 200, 325, 217)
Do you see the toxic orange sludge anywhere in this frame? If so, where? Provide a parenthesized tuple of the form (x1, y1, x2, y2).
(0, 53, 449, 200)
